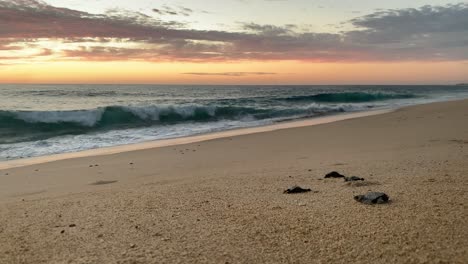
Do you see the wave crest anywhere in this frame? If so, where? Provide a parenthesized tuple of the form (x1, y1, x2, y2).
(0, 103, 353, 144)
(0, 105, 266, 143)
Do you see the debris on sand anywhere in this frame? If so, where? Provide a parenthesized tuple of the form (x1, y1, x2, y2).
(345, 181, 380, 187)
(90, 180, 118, 185)
(284, 186, 312, 194)
(354, 192, 389, 204)
(344, 176, 365, 182)
(324, 171, 345, 178)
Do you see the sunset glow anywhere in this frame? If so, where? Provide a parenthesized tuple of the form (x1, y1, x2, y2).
(1, 0, 467, 84)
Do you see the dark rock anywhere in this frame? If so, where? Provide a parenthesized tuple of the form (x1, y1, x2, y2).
(69, 224, 76, 227)
(284, 186, 311, 194)
(60, 230, 65, 234)
(344, 176, 365, 182)
(354, 192, 389, 204)
(324, 171, 345, 178)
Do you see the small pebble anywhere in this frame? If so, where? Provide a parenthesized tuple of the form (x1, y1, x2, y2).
(354, 192, 389, 204)
(344, 176, 365, 182)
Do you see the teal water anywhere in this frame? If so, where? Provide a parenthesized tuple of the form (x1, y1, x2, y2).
(1, 84, 467, 160)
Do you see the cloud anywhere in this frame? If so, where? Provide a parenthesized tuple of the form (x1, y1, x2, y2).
(152, 5, 193, 16)
(242, 23, 297, 36)
(183, 72, 277, 76)
(343, 3, 468, 60)
(0, 0, 186, 39)
(0, 0, 467, 63)
(347, 3, 468, 43)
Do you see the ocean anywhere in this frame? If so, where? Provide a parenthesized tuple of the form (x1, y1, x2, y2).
(1, 84, 467, 161)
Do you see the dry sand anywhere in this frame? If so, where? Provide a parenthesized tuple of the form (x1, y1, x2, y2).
(0, 99, 467, 263)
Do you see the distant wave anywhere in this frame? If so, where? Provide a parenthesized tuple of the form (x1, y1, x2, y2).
(0, 104, 349, 144)
(20, 90, 121, 97)
(279, 92, 417, 103)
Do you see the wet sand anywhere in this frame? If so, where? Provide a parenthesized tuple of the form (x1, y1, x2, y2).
(0, 99, 467, 263)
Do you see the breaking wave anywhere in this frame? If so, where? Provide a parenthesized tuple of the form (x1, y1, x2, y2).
(0, 104, 347, 144)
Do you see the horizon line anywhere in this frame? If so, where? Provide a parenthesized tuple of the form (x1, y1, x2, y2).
(0, 83, 465, 86)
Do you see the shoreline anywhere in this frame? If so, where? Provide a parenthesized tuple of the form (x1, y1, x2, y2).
(0, 108, 391, 170)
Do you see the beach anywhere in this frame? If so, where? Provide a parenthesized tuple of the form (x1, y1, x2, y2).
(0, 99, 467, 263)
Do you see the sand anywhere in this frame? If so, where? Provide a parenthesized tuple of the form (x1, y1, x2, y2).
(0, 99, 467, 263)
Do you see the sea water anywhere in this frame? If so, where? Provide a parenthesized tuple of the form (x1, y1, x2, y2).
(1, 84, 467, 161)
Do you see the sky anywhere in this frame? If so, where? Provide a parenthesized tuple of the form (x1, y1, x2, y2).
(0, 0, 467, 84)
